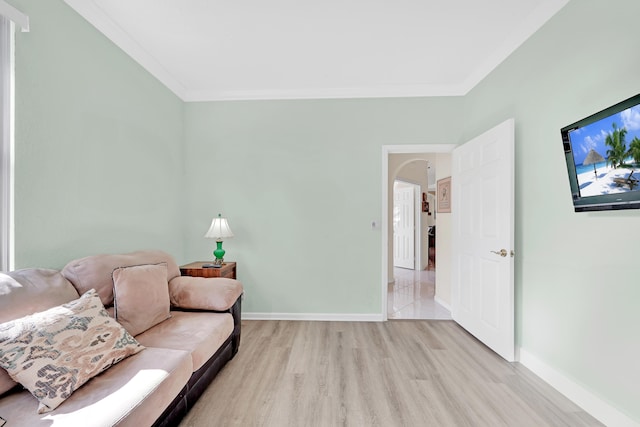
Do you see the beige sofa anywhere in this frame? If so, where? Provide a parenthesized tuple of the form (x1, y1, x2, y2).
(0, 250, 243, 427)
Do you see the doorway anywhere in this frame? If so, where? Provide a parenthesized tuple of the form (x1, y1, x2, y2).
(384, 148, 455, 320)
(382, 120, 515, 362)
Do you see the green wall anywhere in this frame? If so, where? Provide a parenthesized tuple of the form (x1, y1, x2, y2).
(461, 0, 640, 421)
(184, 98, 462, 314)
(11, 0, 185, 269)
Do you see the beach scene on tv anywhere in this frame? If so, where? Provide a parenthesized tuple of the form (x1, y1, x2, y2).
(569, 104, 640, 197)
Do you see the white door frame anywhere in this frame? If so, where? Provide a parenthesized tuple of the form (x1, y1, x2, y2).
(382, 144, 456, 321)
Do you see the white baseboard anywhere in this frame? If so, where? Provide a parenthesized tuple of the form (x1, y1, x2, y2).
(519, 349, 639, 427)
(242, 312, 384, 322)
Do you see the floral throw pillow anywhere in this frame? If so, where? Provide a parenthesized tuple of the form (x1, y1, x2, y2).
(0, 289, 144, 413)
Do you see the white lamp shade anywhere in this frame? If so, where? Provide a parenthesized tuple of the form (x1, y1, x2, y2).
(204, 215, 234, 240)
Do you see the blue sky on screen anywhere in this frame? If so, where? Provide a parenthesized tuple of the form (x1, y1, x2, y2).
(569, 105, 640, 165)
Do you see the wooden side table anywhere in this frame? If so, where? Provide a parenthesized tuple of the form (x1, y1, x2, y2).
(179, 261, 237, 279)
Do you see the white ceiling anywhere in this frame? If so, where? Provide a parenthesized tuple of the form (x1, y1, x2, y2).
(64, 0, 569, 102)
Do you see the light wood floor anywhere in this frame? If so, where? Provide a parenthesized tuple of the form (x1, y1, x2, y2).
(179, 320, 602, 427)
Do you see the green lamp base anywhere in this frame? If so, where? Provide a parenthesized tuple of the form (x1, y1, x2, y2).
(213, 240, 225, 266)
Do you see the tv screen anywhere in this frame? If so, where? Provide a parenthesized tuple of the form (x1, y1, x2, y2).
(561, 94, 640, 212)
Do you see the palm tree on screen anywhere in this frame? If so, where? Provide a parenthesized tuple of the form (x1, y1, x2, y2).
(628, 136, 640, 166)
(605, 123, 628, 168)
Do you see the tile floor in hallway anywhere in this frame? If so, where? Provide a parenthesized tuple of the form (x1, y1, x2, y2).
(388, 267, 452, 320)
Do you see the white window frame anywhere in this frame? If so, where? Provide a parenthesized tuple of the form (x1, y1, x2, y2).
(0, 14, 14, 271)
(0, 2, 27, 270)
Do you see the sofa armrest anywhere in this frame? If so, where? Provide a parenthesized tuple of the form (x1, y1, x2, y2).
(168, 276, 243, 312)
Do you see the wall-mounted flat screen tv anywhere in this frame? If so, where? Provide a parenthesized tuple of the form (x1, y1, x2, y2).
(561, 94, 640, 212)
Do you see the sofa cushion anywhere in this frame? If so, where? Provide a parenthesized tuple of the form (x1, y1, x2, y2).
(169, 276, 243, 311)
(135, 311, 234, 371)
(61, 250, 181, 307)
(0, 269, 80, 396)
(113, 263, 171, 336)
(0, 269, 80, 324)
(0, 290, 144, 413)
(0, 347, 192, 427)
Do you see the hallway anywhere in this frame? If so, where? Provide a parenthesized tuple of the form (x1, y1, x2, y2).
(387, 267, 451, 320)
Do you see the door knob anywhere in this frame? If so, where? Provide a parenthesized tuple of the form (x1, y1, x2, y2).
(490, 249, 508, 257)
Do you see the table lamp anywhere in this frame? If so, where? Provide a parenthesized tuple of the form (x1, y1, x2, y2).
(204, 213, 234, 267)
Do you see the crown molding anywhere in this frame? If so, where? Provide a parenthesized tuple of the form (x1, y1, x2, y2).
(64, 0, 188, 99)
(460, 0, 570, 93)
(182, 83, 468, 102)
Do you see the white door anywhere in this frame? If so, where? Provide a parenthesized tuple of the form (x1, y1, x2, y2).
(393, 182, 415, 269)
(451, 119, 515, 361)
